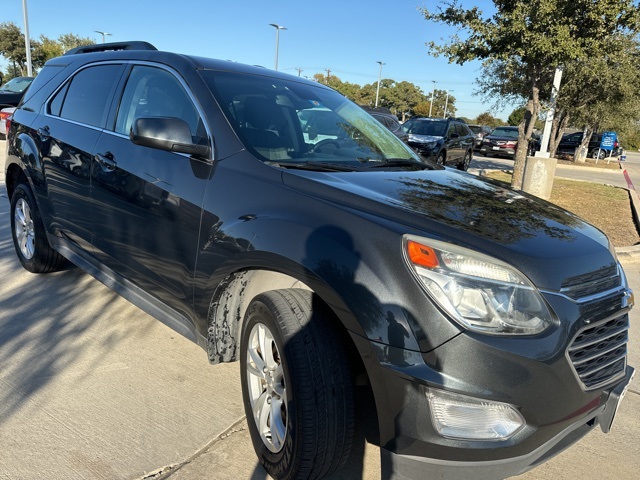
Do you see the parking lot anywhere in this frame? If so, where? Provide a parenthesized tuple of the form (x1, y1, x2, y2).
(1, 139, 639, 479)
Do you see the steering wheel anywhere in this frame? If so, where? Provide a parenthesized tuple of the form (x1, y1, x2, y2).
(311, 139, 341, 153)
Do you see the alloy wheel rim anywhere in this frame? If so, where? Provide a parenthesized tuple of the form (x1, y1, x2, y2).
(245, 322, 287, 453)
(14, 198, 35, 260)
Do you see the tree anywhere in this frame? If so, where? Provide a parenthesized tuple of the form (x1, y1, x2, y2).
(423, 0, 640, 190)
(0, 22, 28, 76)
(475, 112, 504, 128)
(57, 33, 94, 53)
(1, 25, 95, 79)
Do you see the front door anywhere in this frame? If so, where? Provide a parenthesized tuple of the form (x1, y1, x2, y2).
(90, 65, 212, 319)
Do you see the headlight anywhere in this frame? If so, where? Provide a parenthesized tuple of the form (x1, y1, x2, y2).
(404, 235, 554, 335)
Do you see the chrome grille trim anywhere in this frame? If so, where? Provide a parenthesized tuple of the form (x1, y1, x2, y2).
(566, 314, 629, 390)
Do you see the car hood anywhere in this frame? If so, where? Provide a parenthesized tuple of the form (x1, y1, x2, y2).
(486, 135, 518, 142)
(282, 168, 616, 291)
(407, 134, 442, 143)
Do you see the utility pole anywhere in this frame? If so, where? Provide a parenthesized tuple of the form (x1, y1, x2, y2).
(324, 68, 331, 84)
(429, 81, 436, 117)
(375, 61, 385, 108)
(295, 68, 303, 77)
(22, 0, 32, 76)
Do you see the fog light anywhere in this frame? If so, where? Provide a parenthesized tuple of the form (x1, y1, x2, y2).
(427, 389, 525, 441)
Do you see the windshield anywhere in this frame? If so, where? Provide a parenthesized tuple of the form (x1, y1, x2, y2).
(402, 120, 447, 137)
(200, 70, 422, 167)
(468, 125, 481, 134)
(0, 77, 33, 93)
(491, 128, 519, 139)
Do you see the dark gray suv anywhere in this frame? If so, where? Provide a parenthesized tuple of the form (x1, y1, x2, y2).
(4, 42, 635, 480)
(402, 117, 475, 170)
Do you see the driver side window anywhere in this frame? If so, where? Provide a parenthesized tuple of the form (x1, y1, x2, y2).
(115, 66, 204, 142)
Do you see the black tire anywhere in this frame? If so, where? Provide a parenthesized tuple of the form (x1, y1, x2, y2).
(10, 183, 66, 273)
(436, 151, 446, 165)
(591, 149, 605, 159)
(240, 289, 354, 480)
(457, 150, 472, 171)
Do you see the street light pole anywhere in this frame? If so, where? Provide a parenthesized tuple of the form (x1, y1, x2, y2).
(443, 90, 453, 118)
(21, 0, 32, 76)
(429, 81, 436, 117)
(375, 61, 385, 108)
(269, 24, 287, 71)
(94, 31, 112, 43)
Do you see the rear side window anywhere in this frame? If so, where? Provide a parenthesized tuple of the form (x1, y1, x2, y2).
(49, 64, 122, 127)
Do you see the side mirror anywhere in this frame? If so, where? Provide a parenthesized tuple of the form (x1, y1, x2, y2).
(130, 117, 210, 158)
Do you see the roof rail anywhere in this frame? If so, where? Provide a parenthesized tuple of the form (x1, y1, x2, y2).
(64, 41, 157, 56)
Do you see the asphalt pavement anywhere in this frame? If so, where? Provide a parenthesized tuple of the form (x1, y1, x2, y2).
(1, 140, 639, 480)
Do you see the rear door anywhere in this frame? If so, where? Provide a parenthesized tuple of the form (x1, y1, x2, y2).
(90, 64, 212, 318)
(31, 63, 125, 250)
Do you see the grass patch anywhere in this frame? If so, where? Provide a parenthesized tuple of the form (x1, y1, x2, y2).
(484, 171, 639, 247)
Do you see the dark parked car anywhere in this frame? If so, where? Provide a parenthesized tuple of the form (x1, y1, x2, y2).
(467, 123, 492, 149)
(0, 76, 34, 108)
(557, 131, 622, 159)
(5, 42, 635, 480)
(402, 117, 475, 170)
(479, 125, 539, 158)
(370, 111, 408, 142)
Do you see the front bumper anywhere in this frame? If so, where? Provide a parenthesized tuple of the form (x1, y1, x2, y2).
(480, 145, 515, 157)
(381, 365, 634, 480)
(351, 327, 635, 480)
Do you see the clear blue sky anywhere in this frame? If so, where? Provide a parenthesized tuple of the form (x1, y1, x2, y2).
(1, 0, 517, 120)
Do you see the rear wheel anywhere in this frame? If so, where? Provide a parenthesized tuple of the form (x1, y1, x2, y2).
(240, 289, 354, 480)
(10, 183, 66, 273)
(591, 149, 605, 159)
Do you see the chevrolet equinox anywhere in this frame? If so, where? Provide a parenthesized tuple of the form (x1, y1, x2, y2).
(4, 42, 635, 480)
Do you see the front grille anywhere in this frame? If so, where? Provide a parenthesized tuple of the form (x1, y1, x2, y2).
(567, 314, 628, 390)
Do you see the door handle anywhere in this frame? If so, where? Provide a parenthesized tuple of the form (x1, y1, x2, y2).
(95, 152, 117, 171)
(38, 126, 50, 139)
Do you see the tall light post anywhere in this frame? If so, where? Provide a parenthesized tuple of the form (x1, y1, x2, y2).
(375, 61, 385, 108)
(95, 31, 112, 43)
(443, 90, 453, 118)
(428, 81, 436, 117)
(22, 0, 32, 76)
(269, 24, 287, 71)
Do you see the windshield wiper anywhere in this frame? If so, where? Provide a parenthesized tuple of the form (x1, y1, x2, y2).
(364, 158, 431, 170)
(269, 161, 362, 172)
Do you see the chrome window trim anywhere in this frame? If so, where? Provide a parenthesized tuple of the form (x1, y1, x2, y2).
(43, 59, 214, 160)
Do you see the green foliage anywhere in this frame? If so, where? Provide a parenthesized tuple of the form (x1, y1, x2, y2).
(0, 22, 28, 76)
(0, 23, 95, 78)
(507, 107, 525, 126)
(422, 0, 640, 189)
(475, 112, 504, 127)
(312, 73, 444, 122)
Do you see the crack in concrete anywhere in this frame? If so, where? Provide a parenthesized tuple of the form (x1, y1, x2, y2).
(137, 416, 248, 480)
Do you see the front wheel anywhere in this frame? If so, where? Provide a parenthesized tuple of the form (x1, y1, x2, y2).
(10, 183, 67, 273)
(457, 150, 472, 171)
(240, 289, 354, 480)
(435, 151, 446, 165)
